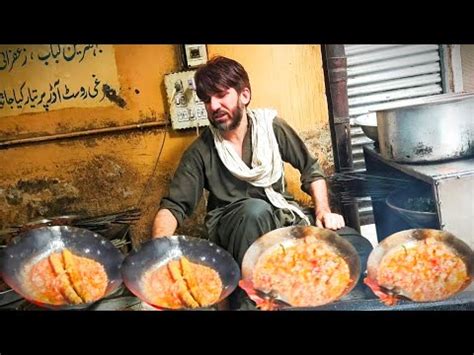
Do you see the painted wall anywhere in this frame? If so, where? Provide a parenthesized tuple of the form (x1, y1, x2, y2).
(0, 45, 332, 246)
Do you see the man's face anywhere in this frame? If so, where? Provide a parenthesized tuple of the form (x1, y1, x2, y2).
(205, 87, 246, 132)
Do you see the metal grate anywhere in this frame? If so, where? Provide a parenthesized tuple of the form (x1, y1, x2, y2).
(461, 45, 474, 93)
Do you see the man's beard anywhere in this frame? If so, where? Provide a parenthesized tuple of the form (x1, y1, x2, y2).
(210, 103, 244, 132)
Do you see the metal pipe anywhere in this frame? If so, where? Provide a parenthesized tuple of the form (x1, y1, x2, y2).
(0, 121, 167, 149)
(322, 44, 360, 232)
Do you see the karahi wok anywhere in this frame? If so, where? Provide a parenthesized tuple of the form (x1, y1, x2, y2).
(0, 226, 124, 309)
(365, 228, 474, 305)
(121, 236, 240, 309)
(241, 226, 361, 309)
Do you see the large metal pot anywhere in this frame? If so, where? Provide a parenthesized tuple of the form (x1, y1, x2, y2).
(377, 93, 474, 163)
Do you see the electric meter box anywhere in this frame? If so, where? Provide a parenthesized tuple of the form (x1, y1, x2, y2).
(164, 70, 209, 130)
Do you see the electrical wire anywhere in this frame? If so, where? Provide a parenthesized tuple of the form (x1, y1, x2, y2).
(135, 120, 168, 210)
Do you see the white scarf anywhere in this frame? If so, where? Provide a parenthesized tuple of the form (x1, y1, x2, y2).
(210, 108, 310, 225)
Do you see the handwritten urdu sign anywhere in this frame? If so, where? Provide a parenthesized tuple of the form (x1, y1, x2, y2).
(0, 45, 121, 118)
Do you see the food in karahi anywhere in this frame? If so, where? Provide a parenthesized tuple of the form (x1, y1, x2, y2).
(365, 236, 470, 305)
(252, 235, 352, 307)
(141, 257, 223, 309)
(22, 249, 108, 305)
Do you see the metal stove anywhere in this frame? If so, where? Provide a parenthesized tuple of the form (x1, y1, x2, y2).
(363, 145, 474, 250)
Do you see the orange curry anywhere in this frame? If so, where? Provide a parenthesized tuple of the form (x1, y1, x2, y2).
(375, 237, 470, 303)
(253, 235, 352, 307)
(141, 257, 222, 309)
(23, 249, 108, 305)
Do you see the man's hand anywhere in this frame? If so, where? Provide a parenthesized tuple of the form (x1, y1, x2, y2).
(308, 179, 345, 230)
(152, 208, 178, 238)
(315, 210, 345, 230)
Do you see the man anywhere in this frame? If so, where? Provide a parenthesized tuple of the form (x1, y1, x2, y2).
(152, 56, 372, 308)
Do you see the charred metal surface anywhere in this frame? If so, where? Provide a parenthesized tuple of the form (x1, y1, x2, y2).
(102, 84, 127, 108)
(414, 143, 434, 157)
(461, 134, 474, 156)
